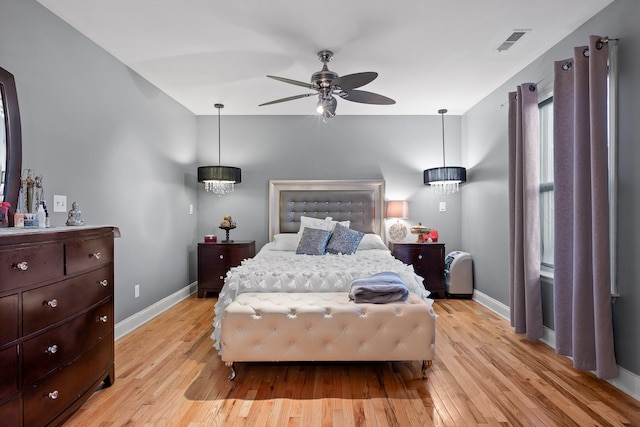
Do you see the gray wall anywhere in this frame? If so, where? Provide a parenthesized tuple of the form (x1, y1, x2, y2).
(196, 115, 464, 251)
(462, 0, 640, 375)
(1, 0, 199, 322)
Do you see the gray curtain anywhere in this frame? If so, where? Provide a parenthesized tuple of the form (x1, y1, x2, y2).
(508, 83, 543, 340)
(553, 35, 617, 379)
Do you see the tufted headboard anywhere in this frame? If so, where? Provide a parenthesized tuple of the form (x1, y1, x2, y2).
(268, 180, 386, 242)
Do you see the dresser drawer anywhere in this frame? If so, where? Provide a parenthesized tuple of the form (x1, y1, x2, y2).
(0, 243, 64, 291)
(0, 396, 19, 427)
(0, 294, 18, 344)
(23, 302, 113, 386)
(22, 266, 113, 335)
(23, 335, 113, 427)
(66, 236, 114, 275)
(0, 345, 18, 401)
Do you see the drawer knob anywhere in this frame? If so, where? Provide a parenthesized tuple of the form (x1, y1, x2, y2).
(418, 255, 423, 260)
(90, 252, 102, 259)
(219, 255, 224, 259)
(99, 279, 109, 287)
(13, 261, 29, 271)
(99, 315, 108, 323)
(46, 345, 58, 354)
(47, 299, 58, 308)
(47, 390, 59, 400)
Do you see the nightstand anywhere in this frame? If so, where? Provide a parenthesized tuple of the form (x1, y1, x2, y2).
(390, 242, 446, 298)
(197, 241, 256, 297)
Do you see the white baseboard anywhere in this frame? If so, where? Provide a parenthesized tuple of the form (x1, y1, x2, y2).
(472, 289, 640, 403)
(114, 282, 198, 340)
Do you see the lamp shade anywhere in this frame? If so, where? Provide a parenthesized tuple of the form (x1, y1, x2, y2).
(386, 200, 409, 219)
(197, 166, 242, 183)
(423, 166, 466, 185)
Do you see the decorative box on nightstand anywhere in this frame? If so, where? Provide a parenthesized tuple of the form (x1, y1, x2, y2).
(390, 242, 446, 298)
(197, 241, 256, 297)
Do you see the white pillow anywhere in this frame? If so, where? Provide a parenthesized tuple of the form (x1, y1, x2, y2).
(356, 233, 389, 250)
(296, 216, 350, 243)
(270, 233, 298, 251)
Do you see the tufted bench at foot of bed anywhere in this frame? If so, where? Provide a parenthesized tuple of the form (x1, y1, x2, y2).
(219, 292, 436, 380)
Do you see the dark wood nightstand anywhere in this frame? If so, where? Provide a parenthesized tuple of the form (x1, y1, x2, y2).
(390, 242, 446, 298)
(197, 241, 256, 297)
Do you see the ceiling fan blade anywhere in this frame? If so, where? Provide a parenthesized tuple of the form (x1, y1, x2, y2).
(267, 75, 313, 89)
(339, 89, 395, 105)
(331, 72, 378, 90)
(259, 93, 315, 106)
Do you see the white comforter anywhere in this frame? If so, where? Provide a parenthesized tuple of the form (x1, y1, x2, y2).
(211, 243, 432, 351)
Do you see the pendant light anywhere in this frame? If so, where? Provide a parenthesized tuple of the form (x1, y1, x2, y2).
(423, 109, 466, 194)
(197, 103, 241, 195)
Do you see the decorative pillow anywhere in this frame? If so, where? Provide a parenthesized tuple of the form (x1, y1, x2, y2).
(297, 216, 350, 243)
(356, 233, 389, 250)
(271, 233, 298, 251)
(295, 227, 332, 255)
(326, 223, 365, 255)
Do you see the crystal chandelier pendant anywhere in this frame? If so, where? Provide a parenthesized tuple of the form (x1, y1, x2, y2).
(430, 181, 460, 195)
(204, 181, 235, 196)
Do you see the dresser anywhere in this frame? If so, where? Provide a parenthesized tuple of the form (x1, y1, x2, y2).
(390, 242, 446, 298)
(0, 226, 118, 426)
(197, 241, 256, 297)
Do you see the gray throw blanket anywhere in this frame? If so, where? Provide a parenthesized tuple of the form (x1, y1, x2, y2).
(348, 272, 409, 304)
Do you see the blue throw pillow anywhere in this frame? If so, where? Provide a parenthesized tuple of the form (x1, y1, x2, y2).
(296, 227, 332, 255)
(326, 223, 365, 255)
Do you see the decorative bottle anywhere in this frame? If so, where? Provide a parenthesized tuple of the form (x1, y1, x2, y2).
(37, 202, 46, 228)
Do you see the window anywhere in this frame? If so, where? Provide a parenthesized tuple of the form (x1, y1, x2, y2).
(537, 39, 618, 295)
(539, 98, 554, 270)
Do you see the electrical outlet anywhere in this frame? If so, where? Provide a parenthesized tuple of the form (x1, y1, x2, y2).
(134, 284, 140, 298)
(53, 195, 67, 212)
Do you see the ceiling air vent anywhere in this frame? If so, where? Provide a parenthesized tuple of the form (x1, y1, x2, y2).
(497, 30, 529, 52)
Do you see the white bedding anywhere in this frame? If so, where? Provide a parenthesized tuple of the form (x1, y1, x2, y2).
(211, 240, 432, 352)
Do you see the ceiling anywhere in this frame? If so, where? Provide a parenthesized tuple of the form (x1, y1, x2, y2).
(37, 0, 613, 116)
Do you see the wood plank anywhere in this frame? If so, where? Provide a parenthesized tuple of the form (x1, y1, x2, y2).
(62, 296, 640, 426)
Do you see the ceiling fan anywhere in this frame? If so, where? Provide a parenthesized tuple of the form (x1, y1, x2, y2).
(259, 50, 395, 119)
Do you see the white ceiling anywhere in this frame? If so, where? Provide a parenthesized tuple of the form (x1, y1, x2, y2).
(37, 0, 613, 116)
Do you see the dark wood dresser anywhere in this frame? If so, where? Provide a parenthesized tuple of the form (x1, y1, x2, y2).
(0, 226, 118, 426)
(197, 241, 256, 297)
(390, 242, 446, 298)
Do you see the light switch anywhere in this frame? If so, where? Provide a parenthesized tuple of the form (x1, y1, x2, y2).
(439, 202, 447, 212)
(53, 195, 67, 212)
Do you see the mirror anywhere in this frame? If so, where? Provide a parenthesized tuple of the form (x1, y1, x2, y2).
(0, 65, 22, 217)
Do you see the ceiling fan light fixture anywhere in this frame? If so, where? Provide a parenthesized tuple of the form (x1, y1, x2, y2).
(259, 50, 394, 118)
(316, 96, 337, 118)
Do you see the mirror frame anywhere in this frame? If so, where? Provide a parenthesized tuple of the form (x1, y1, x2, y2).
(0, 66, 22, 215)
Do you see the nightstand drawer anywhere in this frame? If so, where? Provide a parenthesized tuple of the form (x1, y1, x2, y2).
(197, 241, 256, 297)
(391, 242, 445, 298)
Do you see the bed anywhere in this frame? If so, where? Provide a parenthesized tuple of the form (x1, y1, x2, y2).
(211, 180, 436, 379)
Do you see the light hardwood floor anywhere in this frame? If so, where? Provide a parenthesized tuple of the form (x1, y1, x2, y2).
(64, 295, 640, 426)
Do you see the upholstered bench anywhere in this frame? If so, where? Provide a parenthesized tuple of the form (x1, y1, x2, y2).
(220, 291, 436, 379)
